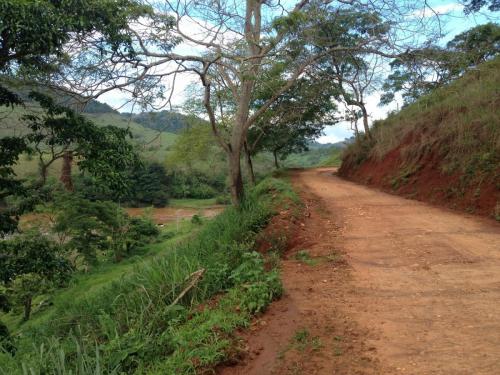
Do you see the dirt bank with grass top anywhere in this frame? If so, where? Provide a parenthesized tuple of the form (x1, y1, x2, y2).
(339, 57, 500, 220)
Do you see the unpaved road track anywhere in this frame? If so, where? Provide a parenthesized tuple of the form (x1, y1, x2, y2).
(220, 168, 500, 375)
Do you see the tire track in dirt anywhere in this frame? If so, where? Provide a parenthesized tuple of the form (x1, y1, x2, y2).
(219, 168, 500, 375)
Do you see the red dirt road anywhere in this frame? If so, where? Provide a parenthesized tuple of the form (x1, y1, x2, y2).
(221, 168, 500, 375)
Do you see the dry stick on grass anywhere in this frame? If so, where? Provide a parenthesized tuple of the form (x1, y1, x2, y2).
(169, 268, 206, 307)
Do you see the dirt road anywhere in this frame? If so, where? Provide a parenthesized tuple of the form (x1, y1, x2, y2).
(220, 168, 500, 375)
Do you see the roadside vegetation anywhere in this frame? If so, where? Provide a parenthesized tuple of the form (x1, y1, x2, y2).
(0, 178, 299, 374)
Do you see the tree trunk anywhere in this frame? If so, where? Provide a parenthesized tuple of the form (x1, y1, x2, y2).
(228, 150, 244, 206)
(243, 141, 256, 186)
(23, 296, 32, 321)
(39, 164, 48, 187)
(60, 151, 74, 191)
(352, 119, 360, 139)
(360, 105, 371, 139)
(273, 150, 280, 169)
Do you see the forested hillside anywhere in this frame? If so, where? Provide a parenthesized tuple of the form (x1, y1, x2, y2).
(339, 57, 500, 219)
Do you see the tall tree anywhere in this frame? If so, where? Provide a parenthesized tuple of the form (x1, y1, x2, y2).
(381, 23, 500, 105)
(56, 0, 434, 205)
(246, 73, 338, 176)
(23, 92, 138, 192)
(322, 55, 382, 139)
(0, 0, 150, 234)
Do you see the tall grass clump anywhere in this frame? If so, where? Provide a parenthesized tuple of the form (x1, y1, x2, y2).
(0, 178, 298, 374)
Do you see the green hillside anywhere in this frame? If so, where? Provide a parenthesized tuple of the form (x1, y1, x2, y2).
(0, 105, 178, 179)
(123, 110, 191, 133)
(87, 112, 178, 160)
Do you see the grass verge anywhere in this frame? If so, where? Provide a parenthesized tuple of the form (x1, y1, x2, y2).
(0, 177, 299, 375)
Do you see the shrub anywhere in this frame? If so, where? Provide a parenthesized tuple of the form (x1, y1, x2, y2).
(0, 232, 72, 321)
(40, 193, 159, 265)
(215, 194, 231, 205)
(166, 170, 226, 199)
(190, 214, 203, 225)
(75, 161, 170, 207)
(0, 320, 15, 354)
(125, 216, 161, 254)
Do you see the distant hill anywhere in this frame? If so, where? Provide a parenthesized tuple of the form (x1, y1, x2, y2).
(308, 140, 349, 150)
(339, 57, 500, 219)
(82, 100, 193, 134)
(83, 100, 119, 114)
(123, 111, 192, 134)
(86, 112, 178, 161)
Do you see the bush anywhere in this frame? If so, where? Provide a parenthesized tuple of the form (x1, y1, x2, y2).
(75, 161, 170, 207)
(166, 170, 226, 199)
(126, 216, 160, 251)
(127, 162, 169, 207)
(190, 214, 203, 225)
(0, 320, 15, 354)
(215, 195, 231, 205)
(0, 232, 72, 321)
(42, 193, 160, 265)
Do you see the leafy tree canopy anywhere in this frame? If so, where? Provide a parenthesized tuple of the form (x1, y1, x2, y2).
(463, 0, 500, 13)
(381, 23, 500, 105)
(0, 232, 72, 320)
(249, 73, 339, 167)
(0, 0, 150, 75)
(0, 0, 149, 233)
(23, 92, 139, 192)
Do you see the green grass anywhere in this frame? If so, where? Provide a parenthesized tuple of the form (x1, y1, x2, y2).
(294, 250, 321, 266)
(0, 178, 300, 374)
(169, 198, 218, 208)
(292, 329, 322, 352)
(293, 249, 342, 266)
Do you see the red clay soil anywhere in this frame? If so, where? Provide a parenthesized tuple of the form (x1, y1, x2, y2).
(217, 168, 500, 375)
(338, 141, 499, 219)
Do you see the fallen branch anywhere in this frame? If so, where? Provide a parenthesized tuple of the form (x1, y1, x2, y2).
(169, 268, 206, 307)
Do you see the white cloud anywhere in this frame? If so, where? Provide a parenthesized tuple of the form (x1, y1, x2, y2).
(412, 3, 464, 18)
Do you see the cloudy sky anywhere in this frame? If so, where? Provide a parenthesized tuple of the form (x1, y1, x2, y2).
(98, 0, 498, 144)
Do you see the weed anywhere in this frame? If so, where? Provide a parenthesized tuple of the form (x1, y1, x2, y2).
(292, 328, 322, 352)
(294, 250, 319, 266)
(265, 250, 281, 270)
(265, 230, 289, 253)
(294, 250, 342, 266)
